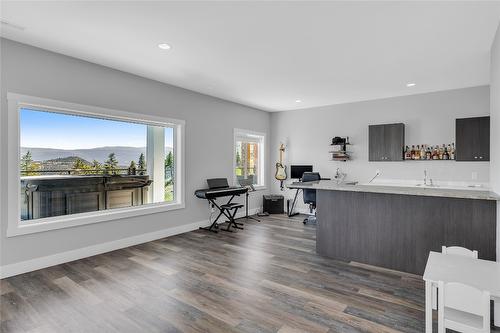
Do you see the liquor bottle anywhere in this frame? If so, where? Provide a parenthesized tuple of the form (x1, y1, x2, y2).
(443, 146, 449, 160)
(450, 143, 455, 160)
(420, 145, 426, 160)
(404, 146, 411, 160)
(426, 146, 432, 160)
(433, 146, 439, 160)
(411, 145, 416, 160)
(439, 145, 444, 160)
(415, 145, 421, 160)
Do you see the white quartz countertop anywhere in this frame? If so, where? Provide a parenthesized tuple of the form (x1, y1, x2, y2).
(287, 180, 500, 201)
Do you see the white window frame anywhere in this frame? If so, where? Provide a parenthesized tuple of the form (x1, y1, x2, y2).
(233, 128, 266, 190)
(6, 93, 185, 237)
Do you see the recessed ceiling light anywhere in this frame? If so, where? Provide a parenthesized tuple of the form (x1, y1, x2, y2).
(158, 43, 171, 50)
(295, 99, 302, 103)
(406, 83, 416, 87)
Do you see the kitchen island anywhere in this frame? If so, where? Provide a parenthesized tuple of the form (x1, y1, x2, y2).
(288, 180, 499, 275)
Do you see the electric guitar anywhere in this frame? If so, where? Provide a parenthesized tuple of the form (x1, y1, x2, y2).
(275, 144, 287, 190)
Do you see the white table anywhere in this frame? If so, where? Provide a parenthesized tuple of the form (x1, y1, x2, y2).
(423, 251, 500, 332)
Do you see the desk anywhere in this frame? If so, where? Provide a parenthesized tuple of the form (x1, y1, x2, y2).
(286, 188, 302, 217)
(287, 178, 331, 217)
(423, 251, 500, 332)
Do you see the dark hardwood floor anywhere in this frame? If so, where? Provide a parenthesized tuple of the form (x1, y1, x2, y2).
(1, 214, 495, 333)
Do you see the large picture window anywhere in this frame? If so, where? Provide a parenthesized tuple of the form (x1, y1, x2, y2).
(234, 129, 265, 188)
(7, 94, 185, 236)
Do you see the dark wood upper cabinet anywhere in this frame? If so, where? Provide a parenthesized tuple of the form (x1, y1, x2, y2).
(455, 116, 490, 161)
(369, 124, 385, 161)
(369, 123, 405, 161)
(478, 116, 490, 161)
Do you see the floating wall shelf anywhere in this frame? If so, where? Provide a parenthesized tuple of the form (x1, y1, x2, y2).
(330, 137, 351, 162)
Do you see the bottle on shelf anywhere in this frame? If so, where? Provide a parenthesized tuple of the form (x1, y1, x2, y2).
(403, 143, 458, 161)
(443, 145, 449, 160)
(432, 146, 438, 160)
(404, 146, 411, 160)
(426, 146, 432, 160)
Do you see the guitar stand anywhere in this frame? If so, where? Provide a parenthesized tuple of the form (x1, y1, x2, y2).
(200, 196, 244, 233)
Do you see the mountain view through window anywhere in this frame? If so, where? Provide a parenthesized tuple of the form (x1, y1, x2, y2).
(20, 108, 175, 221)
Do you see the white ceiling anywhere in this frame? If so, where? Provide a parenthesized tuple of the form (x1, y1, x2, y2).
(1, 1, 500, 112)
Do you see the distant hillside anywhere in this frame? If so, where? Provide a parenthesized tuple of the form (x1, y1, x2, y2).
(21, 146, 173, 166)
(40, 156, 92, 171)
(45, 156, 91, 165)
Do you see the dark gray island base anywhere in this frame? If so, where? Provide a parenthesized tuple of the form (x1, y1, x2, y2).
(316, 189, 497, 275)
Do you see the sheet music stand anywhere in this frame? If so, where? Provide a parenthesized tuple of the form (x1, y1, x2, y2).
(236, 178, 260, 222)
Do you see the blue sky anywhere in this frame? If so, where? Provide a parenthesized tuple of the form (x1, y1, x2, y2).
(20, 108, 174, 149)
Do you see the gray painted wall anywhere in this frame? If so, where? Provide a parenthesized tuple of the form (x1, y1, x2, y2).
(0, 39, 271, 266)
(490, 24, 500, 260)
(270, 86, 491, 211)
(1, 36, 496, 268)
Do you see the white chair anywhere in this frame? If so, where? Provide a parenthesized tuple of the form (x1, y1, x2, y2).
(442, 246, 478, 258)
(438, 281, 490, 333)
(432, 246, 479, 310)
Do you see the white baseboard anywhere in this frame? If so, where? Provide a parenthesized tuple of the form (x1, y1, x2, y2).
(0, 207, 260, 279)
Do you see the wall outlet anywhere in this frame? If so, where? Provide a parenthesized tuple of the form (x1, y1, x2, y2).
(471, 171, 478, 180)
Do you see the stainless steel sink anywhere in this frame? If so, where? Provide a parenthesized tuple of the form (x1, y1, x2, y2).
(415, 184, 440, 188)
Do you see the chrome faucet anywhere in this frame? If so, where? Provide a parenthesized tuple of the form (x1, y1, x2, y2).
(423, 170, 434, 186)
(334, 168, 346, 184)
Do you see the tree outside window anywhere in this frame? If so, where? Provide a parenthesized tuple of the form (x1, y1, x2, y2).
(20, 151, 40, 176)
(234, 129, 265, 187)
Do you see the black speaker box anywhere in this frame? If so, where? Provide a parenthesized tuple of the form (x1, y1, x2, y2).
(263, 195, 284, 214)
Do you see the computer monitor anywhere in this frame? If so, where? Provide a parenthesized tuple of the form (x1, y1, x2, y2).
(290, 165, 313, 179)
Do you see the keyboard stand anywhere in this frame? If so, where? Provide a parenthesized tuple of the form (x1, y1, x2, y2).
(200, 195, 244, 233)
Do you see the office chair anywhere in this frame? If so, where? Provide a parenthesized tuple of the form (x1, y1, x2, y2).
(301, 172, 321, 224)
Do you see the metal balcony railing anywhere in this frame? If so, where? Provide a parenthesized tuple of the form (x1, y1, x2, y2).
(20, 168, 148, 176)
